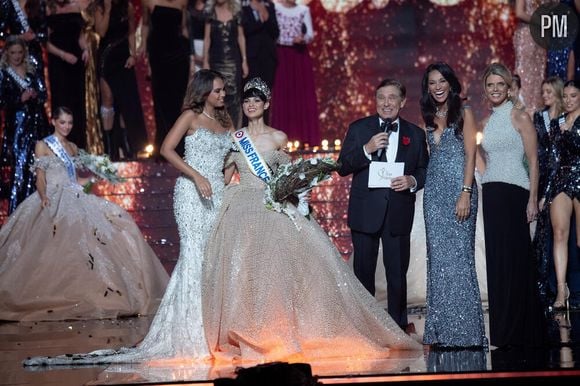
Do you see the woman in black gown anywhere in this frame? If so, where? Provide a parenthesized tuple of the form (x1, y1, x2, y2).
(95, 0, 147, 159)
(141, 0, 190, 157)
(46, 0, 87, 149)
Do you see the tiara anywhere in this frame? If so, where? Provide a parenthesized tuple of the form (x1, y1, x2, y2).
(244, 77, 271, 100)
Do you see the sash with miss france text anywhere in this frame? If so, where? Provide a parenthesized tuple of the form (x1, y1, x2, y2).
(233, 129, 272, 183)
(43, 135, 77, 182)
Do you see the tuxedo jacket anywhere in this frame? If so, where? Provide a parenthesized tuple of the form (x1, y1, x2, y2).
(338, 115, 429, 235)
(241, 2, 279, 62)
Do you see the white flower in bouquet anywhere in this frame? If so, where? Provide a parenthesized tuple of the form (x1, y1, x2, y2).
(264, 157, 339, 230)
(77, 150, 125, 184)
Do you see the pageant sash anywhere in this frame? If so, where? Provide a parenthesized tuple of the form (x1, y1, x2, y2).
(44, 135, 77, 182)
(233, 129, 272, 183)
(543, 110, 566, 133)
(11, 0, 30, 32)
(5, 66, 31, 90)
(542, 110, 550, 133)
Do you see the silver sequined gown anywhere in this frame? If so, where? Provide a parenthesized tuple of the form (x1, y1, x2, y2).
(202, 150, 421, 363)
(423, 125, 487, 348)
(23, 128, 232, 365)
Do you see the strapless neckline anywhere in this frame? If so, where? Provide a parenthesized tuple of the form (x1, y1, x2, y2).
(185, 127, 230, 141)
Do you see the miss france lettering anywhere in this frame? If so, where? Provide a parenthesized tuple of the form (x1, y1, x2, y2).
(237, 133, 271, 182)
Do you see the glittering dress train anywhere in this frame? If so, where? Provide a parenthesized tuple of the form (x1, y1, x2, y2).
(0, 156, 168, 321)
(23, 128, 233, 365)
(202, 151, 421, 363)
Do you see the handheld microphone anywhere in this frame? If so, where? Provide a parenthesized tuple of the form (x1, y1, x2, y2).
(377, 118, 393, 158)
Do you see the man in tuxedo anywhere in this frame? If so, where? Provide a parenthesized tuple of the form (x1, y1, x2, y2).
(338, 78, 428, 331)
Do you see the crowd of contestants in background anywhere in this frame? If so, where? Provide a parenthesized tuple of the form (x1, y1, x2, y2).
(0, 0, 319, 212)
(513, 0, 580, 319)
(0, 0, 578, 352)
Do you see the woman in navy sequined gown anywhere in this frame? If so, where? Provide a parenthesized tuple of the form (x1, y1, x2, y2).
(533, 76, 565, 307)
(0, 0, 48, 78)
(0, 36, 49, 214)
(542, 80, 580, 311)
(420, 63, 487, 348)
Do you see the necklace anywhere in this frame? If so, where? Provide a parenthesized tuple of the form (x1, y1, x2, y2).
(202, 110, 216, 120)
(435, 107, 448, 118)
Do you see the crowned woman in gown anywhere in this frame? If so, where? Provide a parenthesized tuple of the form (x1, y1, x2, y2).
(0, 107, 169, 322)
(202, 78, 421, 363)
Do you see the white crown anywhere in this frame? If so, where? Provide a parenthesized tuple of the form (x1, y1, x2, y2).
(244, 77, 271, 100)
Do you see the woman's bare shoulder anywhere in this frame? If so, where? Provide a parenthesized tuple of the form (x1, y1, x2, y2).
(268, 127, 288, 143)
(35, 140, 51, 156)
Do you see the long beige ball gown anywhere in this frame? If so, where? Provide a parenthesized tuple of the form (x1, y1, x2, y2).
(0, 154, 169, 321)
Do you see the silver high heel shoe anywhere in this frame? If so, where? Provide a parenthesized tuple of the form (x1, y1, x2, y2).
(553, 283, 570, 311)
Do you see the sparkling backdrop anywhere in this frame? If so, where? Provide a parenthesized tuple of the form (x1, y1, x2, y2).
(1, 0, 519, 274)
(131, 0, 517, 144)
(308, 0, 515, 142)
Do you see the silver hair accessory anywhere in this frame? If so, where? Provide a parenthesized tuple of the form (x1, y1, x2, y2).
(244, 77, 271, 100)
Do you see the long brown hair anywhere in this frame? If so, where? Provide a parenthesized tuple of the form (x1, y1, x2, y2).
(182, 69, 232, 128)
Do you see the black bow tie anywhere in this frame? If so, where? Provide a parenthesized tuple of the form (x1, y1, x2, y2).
(380, 121, 399, 133)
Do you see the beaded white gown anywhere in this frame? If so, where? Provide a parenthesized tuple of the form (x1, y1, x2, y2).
(23, 128, 233, 365)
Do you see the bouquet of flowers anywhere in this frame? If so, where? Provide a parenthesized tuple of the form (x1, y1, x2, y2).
(264, 157, 340, 229)
(77, 150, 125, 184)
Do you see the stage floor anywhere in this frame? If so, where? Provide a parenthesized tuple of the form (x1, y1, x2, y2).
(1, 310, 579, 386)
(1, 159, 579, 385)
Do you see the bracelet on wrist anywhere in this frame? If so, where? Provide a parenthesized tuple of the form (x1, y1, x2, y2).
(461, 185, 473, 193)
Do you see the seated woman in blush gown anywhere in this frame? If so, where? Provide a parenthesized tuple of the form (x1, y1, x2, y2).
(202, 78, 422, 364)
(0, 106, 169, 322)
(23, 70, 234, 367)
